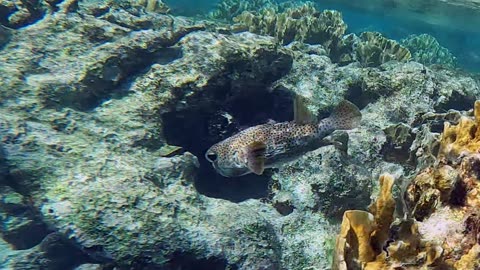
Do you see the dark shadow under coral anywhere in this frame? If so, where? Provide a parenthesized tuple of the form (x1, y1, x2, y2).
(162, 88, 293, 202)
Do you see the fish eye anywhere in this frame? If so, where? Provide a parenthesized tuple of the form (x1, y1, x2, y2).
(206, 152, 217, 162)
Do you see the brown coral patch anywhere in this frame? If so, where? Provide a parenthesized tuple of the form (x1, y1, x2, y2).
(333, 174, 395, 270)
(439, 101, 480, 162)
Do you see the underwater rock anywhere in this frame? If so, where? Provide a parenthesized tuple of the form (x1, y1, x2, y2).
(0, 27, 297, 265)
(401, 33, 457, 68)
(0, 232, 91, 269)
(0, 25, 11, 48)
(0, 186, 50, 249)
(233, 2, 347, 53)
(0, 4, 205, 110)
(74, 264, 103, 270)
(0, 0, 48, 28)
(0, 142, 7, 184)
(134, 30, 293, 144)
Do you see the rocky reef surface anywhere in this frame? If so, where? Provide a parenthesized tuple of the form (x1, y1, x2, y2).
(0, 0, 479, 269)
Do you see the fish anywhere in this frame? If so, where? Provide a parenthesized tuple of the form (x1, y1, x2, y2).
(205, 97, 362, 177)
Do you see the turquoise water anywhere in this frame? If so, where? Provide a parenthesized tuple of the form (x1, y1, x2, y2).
(1, 0, 480, 269)
(167, 0, 480, 71)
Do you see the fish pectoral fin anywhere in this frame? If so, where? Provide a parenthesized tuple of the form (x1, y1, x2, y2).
(293, 95, 316, 124)
(247, 141, 266, 175)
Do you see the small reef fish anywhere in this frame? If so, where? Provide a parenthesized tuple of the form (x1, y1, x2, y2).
(205, 97, 362, 177)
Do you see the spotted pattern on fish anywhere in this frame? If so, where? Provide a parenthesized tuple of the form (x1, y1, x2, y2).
(206, 100, 362, 177)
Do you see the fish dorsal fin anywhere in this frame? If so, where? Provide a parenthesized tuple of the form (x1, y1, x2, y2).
(246, 141, 266, 175)
(294, 95, 316, 124)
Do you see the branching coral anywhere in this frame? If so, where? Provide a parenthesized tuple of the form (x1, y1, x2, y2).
(233, 2, 347, 53)
(401, 34, 457, 68)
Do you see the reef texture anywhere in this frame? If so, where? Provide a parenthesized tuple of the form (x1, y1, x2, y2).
(352, 32, 411, 67)
(209, 0, 275, 21)
(233, 2, 347, 52)
(333, 101, 480, 269)
(401, 34, 457, 68)
(232, 2, 411, 67)
(1, 0, 480, 269)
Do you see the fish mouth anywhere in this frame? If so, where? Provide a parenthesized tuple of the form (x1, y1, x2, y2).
(212, 163, 250, 178)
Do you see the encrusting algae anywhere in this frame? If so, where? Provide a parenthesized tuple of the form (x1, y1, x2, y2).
(334, 101, 480, 270)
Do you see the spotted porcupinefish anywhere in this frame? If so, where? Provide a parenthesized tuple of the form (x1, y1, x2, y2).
(205, 97, 362, 177)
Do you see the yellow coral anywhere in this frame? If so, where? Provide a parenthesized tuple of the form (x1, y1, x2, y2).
(368, 174, 395, 253)
(454, 244, 480, 270)
(133, 0, 170, 13)
(439, 100, 480, 160)
(233, 2, 346, 50)
(333, 210, 375, 270)
(333, 174, 395, 270)
(336, 102, 480, 269)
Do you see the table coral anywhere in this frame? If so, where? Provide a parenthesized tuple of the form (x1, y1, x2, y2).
(233, 2, 347, 53)
(354, 32, 411, 67)
(401, 34, 457, 68)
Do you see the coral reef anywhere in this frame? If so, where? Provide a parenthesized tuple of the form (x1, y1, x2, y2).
(232, 4, 410, 68)
(0, 232, 92, 269)
(353, 32, 411, 67)
(401, 34, 457, 68)
(0, 186, 50, 249)
(0, 0, 48, 28)
(1, 1, 480, 269)
(233, 2, 347, 53)
(209, 0, 275, 21)
(334, 101, 480, 269)
(271, 49, 479, 218)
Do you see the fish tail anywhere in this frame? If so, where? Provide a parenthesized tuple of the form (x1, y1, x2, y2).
(323, 100, 362, 130)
